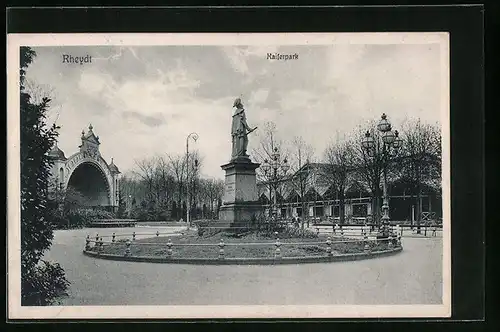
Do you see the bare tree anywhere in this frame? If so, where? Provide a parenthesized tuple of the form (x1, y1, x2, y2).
(167, 153, 187, 219)
(153, 155, 175, 218)
(24, 78, 62, 126)
(252, 121, 289, 182)
(119, 173, 141, 217)
(320, 137, 355, 226)
(251, 121, 291, 221)
(399, 119, 442, 232)
(198, 177, 225, 219)
(288, 136, 315, 228)
(352, 121, 386, 227)
(134, 157, 157, 201)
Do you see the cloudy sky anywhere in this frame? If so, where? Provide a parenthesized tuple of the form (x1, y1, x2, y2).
(26, 43, 442, 179)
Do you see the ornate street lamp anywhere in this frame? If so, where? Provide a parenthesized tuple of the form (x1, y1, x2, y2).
(262, 147, 289, 223)
(186, 132, 199, 229)
(362, 113, 402, 238)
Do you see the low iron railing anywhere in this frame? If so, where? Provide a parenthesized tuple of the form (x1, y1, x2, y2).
(84, 230, 402, 260)
(312, 224, 442, 238)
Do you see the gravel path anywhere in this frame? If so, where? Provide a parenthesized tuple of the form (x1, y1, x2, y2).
(43, 226, 443, 306)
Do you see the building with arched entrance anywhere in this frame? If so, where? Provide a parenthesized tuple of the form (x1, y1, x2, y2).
(48, 124, 121, 212)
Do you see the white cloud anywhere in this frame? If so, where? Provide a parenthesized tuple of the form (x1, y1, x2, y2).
(248, 89, 269, 106)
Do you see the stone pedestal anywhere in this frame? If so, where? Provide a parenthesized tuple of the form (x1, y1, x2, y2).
(219, 156, 263, 225)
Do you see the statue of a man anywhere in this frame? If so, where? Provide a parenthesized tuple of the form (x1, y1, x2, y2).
(231, 98, 257, 159)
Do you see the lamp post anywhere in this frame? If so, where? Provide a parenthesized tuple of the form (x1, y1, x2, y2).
(186, 132, 199, 229)
(361, 113, 403, 238)
(261, 147, 290, 223)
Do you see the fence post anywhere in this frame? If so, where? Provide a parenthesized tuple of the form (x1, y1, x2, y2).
(326, 236, 332, 256)
(219, 238, 225, 260)
(334, 224, 338, 235)
(364, 232, 370, 253)
(167, 239, 173, 257)
(156, 230, 160, 237)
(388, 233, 393, 249)
(316, 227, 320, 236)
(95, 233, 99, 244)
(112, 232, 116, 243)
(340, 226, 344, 238)
(85, 235, 90, 251)
(132, 231, 136, 241)
(125, 239, 131, 257)
(95, 237, 102, 255)
(274, 232, 281, 259)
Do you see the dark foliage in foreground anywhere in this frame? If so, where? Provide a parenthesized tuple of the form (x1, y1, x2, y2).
(20, 46, 69, 305)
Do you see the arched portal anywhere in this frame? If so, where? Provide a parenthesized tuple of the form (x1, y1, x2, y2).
(66, 162, 111, 208)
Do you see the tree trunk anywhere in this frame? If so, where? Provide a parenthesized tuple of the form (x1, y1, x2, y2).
(301, 200, 306, 230)
(416, 188, 422, 234)
(372, 195, 381, 229)
(415, 165, 422, 234)
(339, 191, 345, 226)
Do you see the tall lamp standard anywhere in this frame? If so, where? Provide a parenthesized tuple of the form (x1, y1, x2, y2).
(261, 147, 290, 222)
(186, 132, 199, 229)
(361, 113, 403, 238)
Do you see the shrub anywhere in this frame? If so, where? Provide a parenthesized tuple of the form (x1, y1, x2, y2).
(52, 208, 116, 229)
(22, 260, 70, 306)
(20, 46, 69, 305)
(195, 219, 210, 236)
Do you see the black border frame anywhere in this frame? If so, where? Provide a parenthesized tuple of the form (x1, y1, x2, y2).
(6, 5, 485, 325)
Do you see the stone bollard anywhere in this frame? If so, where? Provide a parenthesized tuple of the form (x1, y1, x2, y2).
(112, 232, 116, 243)
(156, 230, 160, 237)
(219, 239, 225, 260)
(326, 236, 332, 256)
(274, 232, 281, 259)
(167, 239, 173, 257)
(85, 235, 90, 251)
(132, 231, 136, 241)
(125, 239, 131, 257)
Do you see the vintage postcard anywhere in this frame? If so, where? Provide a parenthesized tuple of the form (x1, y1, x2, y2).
(7, 32, 450, 319)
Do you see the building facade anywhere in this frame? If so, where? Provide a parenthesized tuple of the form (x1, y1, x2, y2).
(48, 124, 121, 212)
(257, 162, 442, 225)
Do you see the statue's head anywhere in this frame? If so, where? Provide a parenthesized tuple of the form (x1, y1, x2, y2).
(233, 98, 243, 108)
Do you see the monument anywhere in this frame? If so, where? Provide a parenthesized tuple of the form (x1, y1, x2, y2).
(47, 124, 121, 212)
(219, 98, 262, 225)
